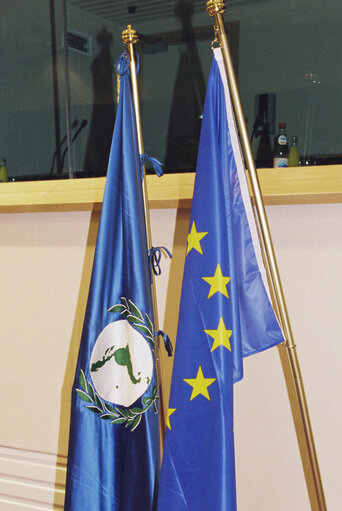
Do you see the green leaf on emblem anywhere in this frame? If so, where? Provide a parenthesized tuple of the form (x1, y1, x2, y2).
(111, 418, 127, 424)
(104, 403, 117, 414)
(126, 314, 138, 324)
(76, 389, 93, 403)
(131, 407, 144, 414)
(131, 415, 142, 431)
(116, 406, 128, 418)
(86, 405, 102, 414)
(128, 300, 143, 321)
(145, 313, 153, 335)
(108, 304, 125, 313)
(100, 414, 119, 420)
(79, 370, 87, 392)
(87, 382, 96, 402)
(134, 324, 152, 337)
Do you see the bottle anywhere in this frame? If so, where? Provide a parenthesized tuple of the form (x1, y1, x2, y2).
(273, 123, 289, 168)
(288, 136, 300, 167)
(256, 122, 273, 168)
(0, 158, 8, 182)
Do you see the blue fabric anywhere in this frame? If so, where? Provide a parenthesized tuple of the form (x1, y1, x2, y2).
(156, 54, 284, 511)
(149, 246, 172, 281)
(64, 53, 159, 511)
(140, 153, 164, 178)
(156, 330, 173, 357)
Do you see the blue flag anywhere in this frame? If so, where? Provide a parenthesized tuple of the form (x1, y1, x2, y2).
(156, 48, 284, 511)
(64, 53, 160, 510)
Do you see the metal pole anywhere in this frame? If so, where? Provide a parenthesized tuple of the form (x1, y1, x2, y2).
(62, 0, 74, 178)
(206, 1, 326, 510)
(121, 26, 166, 448)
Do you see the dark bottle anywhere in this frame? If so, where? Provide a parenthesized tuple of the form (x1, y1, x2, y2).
(256, 122, 273, 168)
(273, 123, 289, 168)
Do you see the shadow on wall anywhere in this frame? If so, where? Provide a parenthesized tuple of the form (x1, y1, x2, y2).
(84, 28, 116, 177)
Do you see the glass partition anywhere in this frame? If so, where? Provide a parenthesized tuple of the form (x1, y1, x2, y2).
(1, 0, 342, 180)
(66, 0, 238, 175)
(0, 0, 66, 180)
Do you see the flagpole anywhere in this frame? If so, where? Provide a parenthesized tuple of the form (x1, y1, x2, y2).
(206, 1, 326, 510)
(121, 25, 166, 447)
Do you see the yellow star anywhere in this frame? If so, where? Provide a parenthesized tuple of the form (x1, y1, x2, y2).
(202, 264, 230, 298)
(183, 366, 216, 401)
(166, 408, 176, 430)
(187, 221, 208, 255)
(204, 317, 232, 352)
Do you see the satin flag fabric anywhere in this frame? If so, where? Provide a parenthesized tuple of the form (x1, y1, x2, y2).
(156, 48, 284, 511)
(64, 54, 159, 511)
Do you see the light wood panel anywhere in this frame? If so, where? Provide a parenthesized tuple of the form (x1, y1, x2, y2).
(0, 165, 341, 213)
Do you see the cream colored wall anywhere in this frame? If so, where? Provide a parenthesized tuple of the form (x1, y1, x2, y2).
(235, 204, 342, 511)
(1, 203, 341, 509)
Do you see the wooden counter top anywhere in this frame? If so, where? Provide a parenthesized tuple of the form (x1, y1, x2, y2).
(0, 165, 341, 213)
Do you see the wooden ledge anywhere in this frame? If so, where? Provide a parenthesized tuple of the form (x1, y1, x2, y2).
(0, 165, 341, 213)
(256, 165, 342, 205)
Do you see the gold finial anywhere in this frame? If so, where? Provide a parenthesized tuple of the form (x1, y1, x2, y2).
(121, 25, 139, 45)
(206, 0, 226, 16)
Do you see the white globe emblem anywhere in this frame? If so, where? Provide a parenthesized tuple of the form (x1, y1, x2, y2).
(89, 320, 153, 407)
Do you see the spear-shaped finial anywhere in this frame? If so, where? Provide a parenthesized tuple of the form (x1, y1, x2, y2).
(206, 0, 226, 16)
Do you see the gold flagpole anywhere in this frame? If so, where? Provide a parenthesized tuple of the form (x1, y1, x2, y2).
(121, 25, 166, 448)
(206, 1, 327, 510)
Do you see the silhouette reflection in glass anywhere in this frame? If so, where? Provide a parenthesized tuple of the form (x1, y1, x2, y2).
(164, 0, 206, 172)
(84, 28, 115, 177)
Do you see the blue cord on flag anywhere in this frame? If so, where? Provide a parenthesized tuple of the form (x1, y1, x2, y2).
(139, 153, 163, 179)
(156, 330, 173, 357)
(148, 246, 172, 283)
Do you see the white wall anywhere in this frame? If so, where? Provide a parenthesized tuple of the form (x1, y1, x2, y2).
(1, 202, 342, 509)
(235, 203, 342, 510)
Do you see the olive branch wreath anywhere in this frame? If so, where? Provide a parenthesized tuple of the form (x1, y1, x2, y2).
(75, 297, 158, 432)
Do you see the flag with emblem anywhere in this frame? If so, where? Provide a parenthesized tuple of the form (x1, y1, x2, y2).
(156, 47, 284, 511)
(64, 52, 160, 510)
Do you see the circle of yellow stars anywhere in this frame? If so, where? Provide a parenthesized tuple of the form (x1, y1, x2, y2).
(166, 220, 233, 430)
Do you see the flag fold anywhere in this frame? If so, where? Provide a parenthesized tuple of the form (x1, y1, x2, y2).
(156, 48, 284, 511)
(65, 52, 160, 511)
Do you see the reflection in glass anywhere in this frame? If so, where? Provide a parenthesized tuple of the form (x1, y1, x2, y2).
(2, 0, 342, 180)
(163, 0, 205, 172)
(0, 0, 66, 180)
(83, 29, 115, 177)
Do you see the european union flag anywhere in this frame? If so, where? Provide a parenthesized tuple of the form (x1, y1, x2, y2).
(156, 48, 284, 511)
(64, 53, 160, 510)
